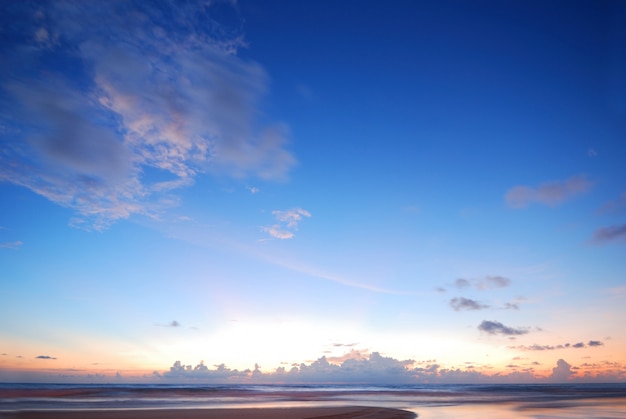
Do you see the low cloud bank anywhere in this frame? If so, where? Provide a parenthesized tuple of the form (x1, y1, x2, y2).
(154, 352, 616, 384)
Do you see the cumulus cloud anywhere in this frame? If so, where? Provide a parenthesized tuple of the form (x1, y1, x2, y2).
(325, 349, 369, 364)
(153, 352, 616, 384)
(0, 1, 295, 230)
(450, 297, 489, 311)
(505, 175, 591, 208)
(163, 352, 418, 384)
(261, 208, 311, 240)
(550, 359, 574, 381)
(591, 224, 626, 244)
(36, 355, 57, 360)
(478, 320, 528, 336)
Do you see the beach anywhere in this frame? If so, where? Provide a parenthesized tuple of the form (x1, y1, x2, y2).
(3, 406, 416, 419)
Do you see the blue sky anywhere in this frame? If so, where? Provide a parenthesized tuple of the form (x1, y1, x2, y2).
(1, 0, 625, 383)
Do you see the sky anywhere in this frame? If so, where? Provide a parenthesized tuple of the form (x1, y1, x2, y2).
(0, 0, 625, 384)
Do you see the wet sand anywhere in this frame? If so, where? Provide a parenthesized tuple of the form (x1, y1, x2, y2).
(3, 406, 417, 419)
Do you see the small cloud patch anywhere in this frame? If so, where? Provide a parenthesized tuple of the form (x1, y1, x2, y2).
(261, 208, 311, 240)
(591, 224, 626, 244)
(453, 276, 511, 291)
(478, 320, 528, 336)
(505, 175, 591, 208)
(450, 297, 489, 311)
(511, 340, 604, 351)
(0, 241, 23, 250)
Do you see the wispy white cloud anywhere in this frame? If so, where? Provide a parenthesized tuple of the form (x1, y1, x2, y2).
(0, 241, 23, 250)
(261, 208, 311, 239)
(452, 276, 512, 291)
(0, 1, 295, 230)
(505, 175, 592, 208)
(597, 192, 626, 215)
(260, 225, 294, 240)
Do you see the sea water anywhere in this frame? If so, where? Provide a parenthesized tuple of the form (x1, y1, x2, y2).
(1, 382, 626, 418)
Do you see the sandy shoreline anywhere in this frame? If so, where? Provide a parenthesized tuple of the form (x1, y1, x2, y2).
(3, 406, 417, 419)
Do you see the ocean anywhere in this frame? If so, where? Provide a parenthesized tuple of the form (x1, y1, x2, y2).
(1, 382, 626, 418)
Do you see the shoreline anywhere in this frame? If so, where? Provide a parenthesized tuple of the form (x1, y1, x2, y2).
(3, 406, 417, 419)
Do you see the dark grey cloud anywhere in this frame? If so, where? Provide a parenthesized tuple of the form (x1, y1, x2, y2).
(592, 224, 626, 244)
(572, 342, 585, 348)
(478, 320, 528, 336)
(36, 355, 57, 360)
(503, 302, 519, 310)
(505, 175, 592, 208)
(450, 297, 489, 311)
(588, 340, 604, 347)
(169, 320, 181, 328)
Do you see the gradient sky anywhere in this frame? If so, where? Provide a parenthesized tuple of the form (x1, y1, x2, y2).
(1, 0, 625, 384)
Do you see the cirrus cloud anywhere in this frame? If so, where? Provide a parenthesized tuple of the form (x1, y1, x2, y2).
(0, 240, 23, 250)
(0, 1, 295, 230)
